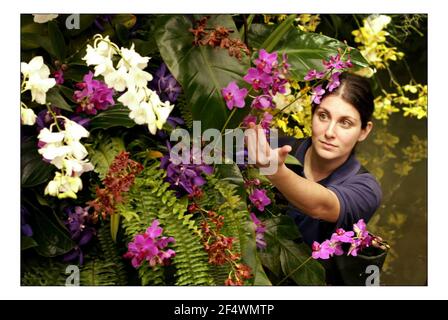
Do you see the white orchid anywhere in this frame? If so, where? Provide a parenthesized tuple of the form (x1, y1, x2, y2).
(365, 15, 391, 34)
(44, 172, 83, 199)
(32, 14, 59, 24)
(63, 119, 90, 142)
(127, 67, 153, 89)
(83, 34, 174, 135)
(154, 101, 175, 131)
(38, 117, 94, 199)
(20, 106, 37, 125)
(118, 44, 150, 71)
(21, 56, 56, 105)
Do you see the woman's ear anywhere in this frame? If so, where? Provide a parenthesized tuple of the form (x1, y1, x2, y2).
(358, 121, 373, 142)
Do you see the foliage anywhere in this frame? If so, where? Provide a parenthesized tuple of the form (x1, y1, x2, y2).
(20, 13, 426, 286)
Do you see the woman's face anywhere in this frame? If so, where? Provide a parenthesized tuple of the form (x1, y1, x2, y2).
(311, 95, 373, 162)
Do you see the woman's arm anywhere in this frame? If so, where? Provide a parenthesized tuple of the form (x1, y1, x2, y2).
(246, 123, 340, 223)
(266, 163, 340, 222)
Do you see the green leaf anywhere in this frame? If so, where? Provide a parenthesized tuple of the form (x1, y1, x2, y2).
(64, 14, 97, 37)
(58, 85, 76, 103)
(111, 14, 137, 29)
(279, 240, 325, 285)
(110, 214, 120, 242)
(89, 104, 136, 131)
(46, 86, 73, 112)
(133, 38, 158, 57)
(21, 137, 54, 188)
(242, 221, 272, 285)
(260, 14, 297, 52)
(285, 154, 301, 165)
(154, 15, 251, 132)
(23, 196, 75, 257)
(215, 163, 245, 199)
(261, 216, 325, 285)
(64, 64, 91, 82)
(87, 133, 125, 180)
(21, 236, 38, 251)
(249, 24, 369, 81)
(48, 21, 66, 60)
(115, 23, 129, 45)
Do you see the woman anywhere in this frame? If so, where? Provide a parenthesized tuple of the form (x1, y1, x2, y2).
(247, 73, 382, 282)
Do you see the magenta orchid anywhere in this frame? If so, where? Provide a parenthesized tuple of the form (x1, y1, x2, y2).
(311, 85, 326, 104)
(312, 219, 387, 260)
(124, 219, 176, 268)
(250, 212, 267, 249)
(254, 49, 278, 73)
(249, 188, 271, 212)
(221, 81, 248, 110)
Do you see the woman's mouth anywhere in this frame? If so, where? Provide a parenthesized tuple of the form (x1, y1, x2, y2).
(320, 140, 337, 148)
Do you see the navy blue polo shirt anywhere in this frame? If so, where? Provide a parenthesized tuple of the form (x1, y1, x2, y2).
(280, 137, 382, 246)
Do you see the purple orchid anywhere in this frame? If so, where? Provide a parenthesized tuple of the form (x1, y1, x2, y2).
(160, 145, 214, 197)
(312, 240, 334, 260)
(250, 212, 267, 249)
(260, 112, 273, 131)
(21, 206, 33, 237)
(312, 219, 382, 259)
(311, 85, 326, 104)
(326, 72, 341, 92)
(270, 73, 288, 95)
(332, 228, 355, 243)
(304, 69, 326, 81)
(124, 219, 175, 268)
(251, 95, 273, 110)
(249, 189, 271, 212)
(242, 114, 258, 128)
(323, 54, 346, 70)
(254, 49, 278, 74)
(53, 69, 64, 85)
(73, 71, 115, 115)
(243, 68, 273, 91)
(63, 206, 96, 265)
(221, 81, 248, 110)
(150, 63, 182, 103)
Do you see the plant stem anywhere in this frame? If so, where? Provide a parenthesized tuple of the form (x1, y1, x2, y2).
(276, 256, 313, 285)
(220, 108, 237, 135)
(46, 104, 62, 131)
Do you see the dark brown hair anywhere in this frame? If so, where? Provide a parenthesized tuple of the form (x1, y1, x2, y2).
(312, 73, 374, 129)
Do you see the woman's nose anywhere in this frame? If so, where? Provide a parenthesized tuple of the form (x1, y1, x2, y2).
(325, 121, 336, 138)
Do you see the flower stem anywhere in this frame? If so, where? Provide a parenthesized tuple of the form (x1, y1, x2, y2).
(46, 104, 62, 131)
(220, 107, 237, 135)
(276, 256, 313, 285)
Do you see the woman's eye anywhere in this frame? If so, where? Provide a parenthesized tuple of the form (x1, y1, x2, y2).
(340, 120, 352, 128)
(318, 113, 328, 120)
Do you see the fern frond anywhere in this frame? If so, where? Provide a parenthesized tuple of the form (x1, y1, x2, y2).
(177, 93, 193, 130)
(97, 223, 128, 285)
(22, 259, 67, 286)
(88, 133, 126, 180)
(80, 259, 125, 286)
(120, 161, 213, 285)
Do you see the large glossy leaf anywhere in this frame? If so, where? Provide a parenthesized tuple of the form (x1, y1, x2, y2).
(242, 221, 272, 285)
(21, 137, 54, 188)
(23, 195, 75, 257)
(48, 21, 66, 60)
(89, 104, 136, 131)
(260, 216, 325, 285)
(249, 24, 369, 81)
(46, 86, 73, 112)
(153, 15, 251, 132)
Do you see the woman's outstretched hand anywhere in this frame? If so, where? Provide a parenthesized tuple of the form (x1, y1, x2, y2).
(246, 122, 292, 175)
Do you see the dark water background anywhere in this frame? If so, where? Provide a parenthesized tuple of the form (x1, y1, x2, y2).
(358, 114, 427, 285)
